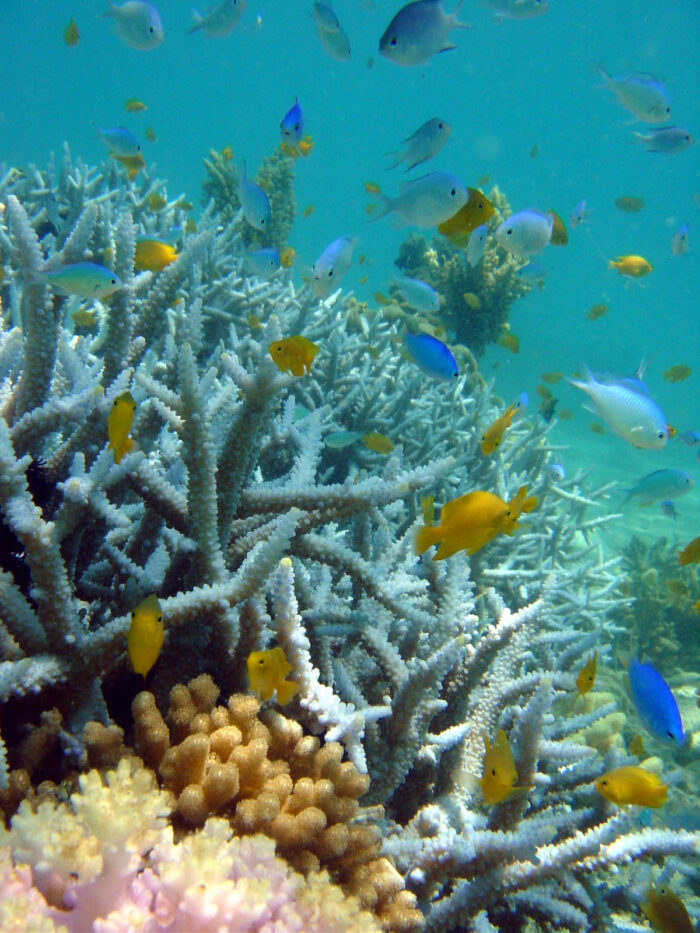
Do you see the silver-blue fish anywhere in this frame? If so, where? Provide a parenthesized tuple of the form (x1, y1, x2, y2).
(103, 1, 164, 50)
(633, 126, 693, 153)
(386, 117, 451, 172)
(188, 0, 245, 37)
(238, 160, 271, 232)
(495, 209, 553, 259)
(597, 67, 670, 123)
(243, 247, 281, 279)
(466, 224, 488, 266)
(312, 236, 358, 298)
(281, 98, 304, 145)
(379, 0, 469, 67)
(92, 123, 141, 157)
(374, 172, 468, 228)
(392, 267, 441, 312)
(622, 469, 694, 506)
(313, 3, 351, 60)
(35, 262, 123, 298)
(628, 658, 684, 746)
(672, 224, 689, 255)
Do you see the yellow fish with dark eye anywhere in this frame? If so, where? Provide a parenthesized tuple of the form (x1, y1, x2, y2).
(268, 336, 320, 376)
(438, 188, 495, 243)
(480, 404, 517, 455)
(642, 885, 693, 933)
(594, 765, 667, 808)
(362, 432, 394, 454)
(127, 594, 164, 677)
(608, 255, 652, 277)
(108, 391, 136, 464)
(479, 729, 524, 805)
(503, 486, 538, 527)
(575, 650, 597, 695)
(134, 238, 179, 272)
(247, 646, 299, 705)
(549, 210, 568, 246)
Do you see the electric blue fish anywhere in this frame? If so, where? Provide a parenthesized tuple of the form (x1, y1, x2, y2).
(403, 333, 458, 380)
(628, 659, 684, 746)
(281, 98, 304, 145)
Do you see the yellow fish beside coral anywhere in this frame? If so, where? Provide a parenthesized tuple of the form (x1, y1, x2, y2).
(268, 336, 320, 376)
(128, 594, 164, 677)
(362, 432, 395, 454)
(108, 391, 136, 464)
(134, 238, 179, 272)
(437, 188, 495, 243)
(642, 885, 694, 933)
(247, 646, 299, 705)
(479, 729, 523, 805)
(594, 765, 667, 808)
(575, 651, 598, 696)
(481, 404, 517, 455)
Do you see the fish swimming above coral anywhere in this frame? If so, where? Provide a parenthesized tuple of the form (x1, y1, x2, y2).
(595, 765, 668, 808)
(575, 651, 598, 696)
(622, 469, 694, 506)
(374, 172, 468, 228)
(268, 336, 320, 376)
(479, 729, 524, 805)
(596, 66, 671, 123)
(108, 391, 137, 463)
(128, 593, 164, 677)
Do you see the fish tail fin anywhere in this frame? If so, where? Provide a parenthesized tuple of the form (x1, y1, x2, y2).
(187, 8, 203, 33)
(275, 679, 300, 706)
(368, 192, 394, 223)
(384, 151, 402, 170)
(414, 523, 442, 557)
(595, 64, 612, 87)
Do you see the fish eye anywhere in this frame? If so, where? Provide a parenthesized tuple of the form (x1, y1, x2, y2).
(110, 278, 117, 285)
(389, 36, 397, 46)
(450, 188, 456, 196)
(328, 269, 334, 277)
(506, 228, 513, 236)
(658, 431, 665, 439)
(157, 615, 162, 622)
(131, 611, 136, 618)
(438, 122, 443, 129)
(258, 658, 265, 665)
(666, 730, 674, 739)
(149, 26, 155, 33)
(276, 346, 283, 352)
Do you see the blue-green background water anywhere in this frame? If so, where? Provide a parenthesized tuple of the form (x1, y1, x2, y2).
(2, 0, 699, 539)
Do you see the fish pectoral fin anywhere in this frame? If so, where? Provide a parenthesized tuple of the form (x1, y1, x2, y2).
(438, 43, 458, 53)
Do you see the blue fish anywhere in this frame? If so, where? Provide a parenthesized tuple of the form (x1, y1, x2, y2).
(92, 123, 141, 157)
(403, 333, 458, 380)
(628, 659, 684, 746)
(678, 430, 700, 447)
(622, 468, 694, 506)
(243, 246, 281, 279)
(633, 126, 693, 154)
(281, 97, 304, 145)
(660, 500, 677, 519)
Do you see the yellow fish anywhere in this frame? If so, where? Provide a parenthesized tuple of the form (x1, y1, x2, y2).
(421, 494, 435, 524)
(589, 422, 605, 435)
(64, 19, 80, 46)
(481, 404, 517, 455)
(185, 218, 197, 234)
(268, 336, 319, 376)
(663, 364, 691, 382)
(693, 600, 700, 615)
(504, 486, 538, 526)
(125, 98, 147, 113)
(127, 594, 164, 677)
(463, 292, 481, 311)
(594, 765, 667, 808)
(608, 255, 652, 277)
(549, 210, 568, 246)
(479, 729, 522, 805)
(628, 734, 645, 757)
(497, 331, 520, 354)
(222, 145, 234, 161)
(362, 432, 395, 454)
(112, 152, 146, 180)
(148, 192, 168, 212)
(364, 181, 382, 194)
(297, 135, 314, 157)
(134, 238, 178, 272)
(586, 303, 609, 320)
(679, 536, 700, 566)
(558, 408, 573, 420)
(536, 384, 553, 400)
(247, 314, 263, 330)
(641, 885, 693, 933)
(438, 188, 495, 242)
(145, 126, 157, 142)
(108, 391, 136, 464)
(71, 306, 98, 328)
(614, 195, 644, 213)
(302, 204, 315, 219)
(247, 646, 299, 705)
(540, 371, 563, 384)
(575, 651, 598, 696)
(280, 246, 295, 268)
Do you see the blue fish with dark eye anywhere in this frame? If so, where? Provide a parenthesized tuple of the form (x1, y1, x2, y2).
(281, 98, 304, 145)
(628, 658, 684, 746)
(403, 333, 458, 380)
(243, 246, 281, 279)
(92, 123, 141, 157)
(379, 0, 469, 67)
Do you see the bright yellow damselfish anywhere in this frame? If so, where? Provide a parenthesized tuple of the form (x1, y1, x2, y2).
(362, 432, 395, 454)
(594, 765, 667, 808)
(479, 729, 522, 805)
(575, 650, 598, 696)
(481, 404, 517, 455)
(127, 594, 164, 677)
(642, 884, 694, 933)
(438, 188, 495, 243)
(608, 255, 652, 277)
(108, 391, 136, 464)
(268, 336, 320, 376)
(134, 238, 179, 272)
(247, 646, 299, 705)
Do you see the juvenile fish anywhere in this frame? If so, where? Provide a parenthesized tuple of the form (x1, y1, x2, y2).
(386, 117, 451, 171)
(243, 246, 281, 279)
(379, 0, 469, 67)
(672, 224, 689, 255)
(467, 224, 488, 266)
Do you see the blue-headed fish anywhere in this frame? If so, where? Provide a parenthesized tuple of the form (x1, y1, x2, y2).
(628, 658, 684, 746)
(672, 224, 689, 256)
(379, 0, 469, 67)
(92, 123, 141, 157)
(280, 97, 304, 146)
(103, 1, 164, 51)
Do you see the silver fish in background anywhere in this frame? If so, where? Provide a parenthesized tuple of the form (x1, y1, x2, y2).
(495, 209, 553, 259)
(238, 160, 271, 231)
(466, 224, 488, 266)
(480, 0, 548, 20)
(373, 172, 468, 227)
(597, 66, 670, 123)
(622, 469, 694, 506)
(660, 500, 678, 519)
(672, 224, 689, 255)
(391, 267, 441, 312)
(188, 0, 246, 37)
(386, 117, 451, 171)
(633, 126, 694, 153)
(569, 199, 591, 228)
(379, 0, 469, 67)
(311, 236, 358, 297)
(103, 1, 164, 51)
(313, 3, 351, 60)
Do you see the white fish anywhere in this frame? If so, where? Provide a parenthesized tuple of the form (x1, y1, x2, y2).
(103, 1, 164, 51)
(312, 236, 358, 298)
(374, 172, 468, 228)
(568, 364, 668, 450)
(546, 461, 566, 482)
(392, 267, 441, 312)
(386, 117, 451, 172)
(238, 160, 271, 232)
(188, 0, 246, 37)
(495, 209, 553, 259)
(480, 0, 548, 20)
(672, 224, 689, 255)
(466, 224, 488, 266)
(597, 66, 670, 123)
(570, 200, 591, 228)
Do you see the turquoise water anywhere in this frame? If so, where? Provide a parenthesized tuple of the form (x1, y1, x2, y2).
(3, 0, 699, 518)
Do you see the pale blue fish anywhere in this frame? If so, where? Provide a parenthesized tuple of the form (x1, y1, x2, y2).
(678, 430, 700, 447)
(672, 224, 689, 256)
(325, 430, 362, 449)
(570, 199, 591, 228)
(374, 172, 468, 228)
(313, 3, 351, 60)
(386, 117, 451, 172)
(243, 246, 281, 279)
(103, 1, 164, 50)
(597, 67, 671, 123)
(568, 364, 668, 450)
(392, 267, 441, 312)
(495, 209, 553, 259)
(238, 160, 271, 232)
(480, 0, 548, 19)
(403, 333, 458, 379)
(92, 123, 141, 157)
(379, 0, 469, 66)
(281, 98, 304, 145)
(313, 1, 340, 31)
(546, 460, 566, 482)
(466, 224, 488, 266)
(628, 658, 684, 746)
(660, 500, 678, 519)
(633, 127, 693, 154)
(515, 261, 548, 287)
(34, 262, 123, 298)
(188, 0, 245, 37)
(312, 236, 358, 298)
(622, 469, 694, 506)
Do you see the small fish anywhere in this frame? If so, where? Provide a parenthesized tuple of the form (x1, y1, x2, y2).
(465, 224, 488, 267)
(365, 181, 382, 194)
(530, 144, 538, 158)
(247, 314, 263, 330)
(268, 336, 320, 376)
(641, 885, 694, 933)
(633, 126, 693, 154)
(392, 267, 441, 312)
(497, 331, 520, 354)
(103, 1, 164, 51)
(479, 730, 521, 806)
(595, 765, 667, 808)
(515, 262, 547, 288)
(622, 469, 694, 506)
(586, 303, 609, 320)
(480, 0, 548, 20)
(628, 658, 684, 746)
(362, 432, 395, 454)
(495, 209, 553, 259)
(64, 19, 80, 46)
(303, 204, 315, 218)
(663, 364, 691, 382)
(125, 97, 147, 112)
(375, 172, 468, 228)
(438, 188, 495, 242)
(678, 430, 700, 447)
(589, 422, 604, 434)
(549, 210, 568, 246)
(145, 126, 156, 142)
(608, 255, 652, 277)
(403, 333, 458, 380)
(247, 646, 299, 705)
(386, 117, 452, 171)
(188, 0, 246, 37)
(597, 67, 671, 123)
(239, 160, 271, 231)
(463, 293, 481, 310)
(614, 195, 644, 213)
(558, 408, 572, 420)
(628, 734, 644, 757)
(694, 601, 700, 615)
(311, 236, 358, 298)
(313, 3, 351, 60)
(71, 306, 99, 328)
(665, 579, 689, 601)
(108, 391, 136, 464)
(148, 192, 167, 211)
(92, 123, 141, 157)
(280, 246, 295, 268)
(379, 0, 469, 67)
(421, 494, 435, 524)
(128, 593, 164, 676)
(672, 224, 689, 256)
(243, 246, 281, 279)
(113, 152, 146, 179)
(546, 460, 565, 482)
(134, 238, 178, 272)
(280, 97, 304, 146)
(660, 500, 678, 519)
(541, 371, 563, 384)
(570, 200, 591, 228)
(481, 404, 518, 455)
(575, 651, 598, 696)
(679, 536, 700, 566)
(36, 262, 122, 298)
(222, 145, 234, 160)
(325, 430, 362, 449)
